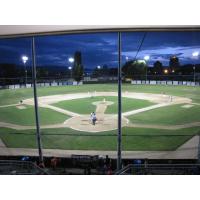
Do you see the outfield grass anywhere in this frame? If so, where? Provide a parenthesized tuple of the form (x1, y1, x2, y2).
(53, 96, 154, 114)
(0, 105, 69, 126)
(0, 127, 198, 151)
(128, 104, 200, 125)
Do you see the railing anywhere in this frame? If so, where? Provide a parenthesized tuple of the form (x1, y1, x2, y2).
(0, 160, 48, 175)
(115, 164, 200, 175)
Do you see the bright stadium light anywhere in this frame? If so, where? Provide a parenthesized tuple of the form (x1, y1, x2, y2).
(68, 57, 74, 63)
(164, 69, 168, 74)
(125, 56, 129, 61)
(22, 55, 28, 64)
(192, 51, 199, 57)
(144, 55, 150, 82)
(68, 66, 72, 70)
(144, 55, 150, 61)
(97, 65, 101, 69)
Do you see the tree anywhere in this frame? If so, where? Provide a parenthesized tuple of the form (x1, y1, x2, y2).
(122, 60, 146, 79)
(153, 61, 163, 74)
(169, 56, 180, 71)
(72, 63, 84, 82)
(72, 51, 84, 82)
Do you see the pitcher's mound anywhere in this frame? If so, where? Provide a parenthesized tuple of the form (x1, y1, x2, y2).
(64, 114, 128, 132)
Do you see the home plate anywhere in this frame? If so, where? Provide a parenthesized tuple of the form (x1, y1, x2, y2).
(16, 105, 27, 109)
(182, 104, 194, 108)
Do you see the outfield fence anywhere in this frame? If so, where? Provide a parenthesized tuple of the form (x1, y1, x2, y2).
(0, 80, 83, 89)
(131, 80, 200, 86)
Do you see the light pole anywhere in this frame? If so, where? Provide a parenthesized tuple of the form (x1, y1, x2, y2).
(31, 37, 43, 164)
(192, 51, 200, 163)
(22, 55, 28, 86)
(68, 66, 72, 79)
(68, 57, 74, 80)
(193, 66, 196, 83)
(144, 55, 150, 82)
(117, 32, 122, 171)
(192, 51, 199, 84)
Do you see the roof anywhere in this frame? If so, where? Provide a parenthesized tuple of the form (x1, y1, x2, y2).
(0, 25, 200, 38)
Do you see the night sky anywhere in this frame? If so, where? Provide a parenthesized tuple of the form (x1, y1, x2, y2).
(0, 31, 200, 69)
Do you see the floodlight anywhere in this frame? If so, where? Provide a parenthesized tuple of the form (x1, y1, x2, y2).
(68, 57, 74, 63)
(22, 56, 28, 64)
(192, 51, 199, 57)
(144, 55, 150, 61)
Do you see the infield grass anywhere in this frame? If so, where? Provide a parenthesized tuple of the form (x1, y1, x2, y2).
(53, 96, 154, 114)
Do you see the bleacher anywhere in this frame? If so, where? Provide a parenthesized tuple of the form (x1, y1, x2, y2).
(0, 160, 48, 175)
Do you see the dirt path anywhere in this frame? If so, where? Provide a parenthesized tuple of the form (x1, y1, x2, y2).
(94, 100, 113, 115)
(0, 103, 20, 108)
(96, 103, 107, 114)
(127, 121, 200, 130)
(123, 102, 171, 117)
(39, 103, 80, 117)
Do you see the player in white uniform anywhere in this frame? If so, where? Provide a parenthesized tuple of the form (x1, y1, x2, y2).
(90, 112, 97, 125)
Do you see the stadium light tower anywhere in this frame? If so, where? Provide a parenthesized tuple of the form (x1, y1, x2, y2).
(68, 57, 74, 63)
(97, 65, 101, 69)
(68, 58, 74, 79)
(21, 55, 28, 86)
(68, 66, 72, 78)
(144, 55, 150, 82)
(192, 51, 199, 83)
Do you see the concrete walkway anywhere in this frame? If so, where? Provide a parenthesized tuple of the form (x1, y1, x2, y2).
(163, 135, 199, 159)
(0, 139, 6, 148)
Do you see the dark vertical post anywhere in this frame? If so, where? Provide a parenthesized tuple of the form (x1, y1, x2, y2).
(117, 32, 122, 171)
(198, 136, 200, 163)
(31, 37, 43, 164)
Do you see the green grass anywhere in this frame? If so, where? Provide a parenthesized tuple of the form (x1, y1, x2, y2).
(0, 105, 69, 126)
(0, 84, 200, 151)
(0, 127, 199, 151)
(128, 104, 200, 125)
(53, 96, 154, 114)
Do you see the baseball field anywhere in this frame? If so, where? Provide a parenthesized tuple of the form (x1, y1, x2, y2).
(0, 83, 200, 152)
